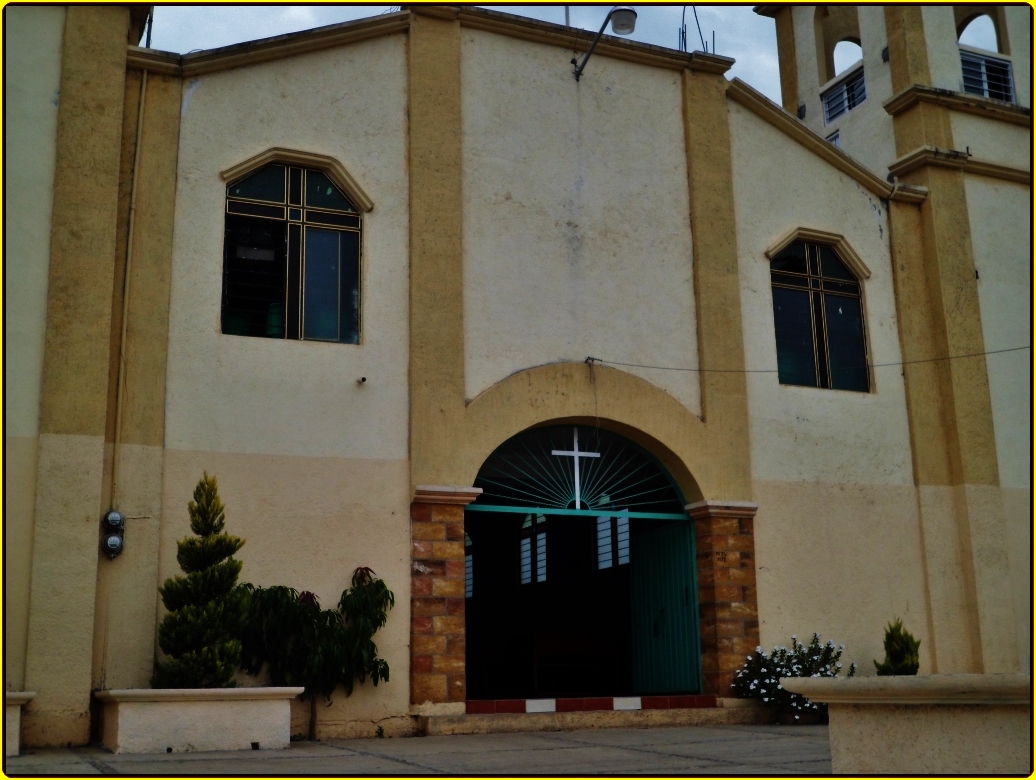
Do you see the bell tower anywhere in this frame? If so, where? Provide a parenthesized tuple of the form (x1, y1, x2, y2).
(755, 4, 1031, 177)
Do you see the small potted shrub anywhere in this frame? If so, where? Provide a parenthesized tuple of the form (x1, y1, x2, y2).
(731, 633, 856, 724)
(152, 473, 246, 688)
(874, 618, 920, 675)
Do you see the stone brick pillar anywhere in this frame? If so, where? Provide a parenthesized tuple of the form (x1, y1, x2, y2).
(410, 485, 481, 715)
(686, 500, 760, 697)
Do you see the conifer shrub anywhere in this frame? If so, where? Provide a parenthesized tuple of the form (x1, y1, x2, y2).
(239, 567, 394, 740)
(152, 473, 246, 688)
(731, 633, 857, 720)
(874, 618, 921, 675)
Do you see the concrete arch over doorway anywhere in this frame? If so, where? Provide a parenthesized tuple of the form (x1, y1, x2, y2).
(465, 363, 706, 504)
(422, 360, 751, 504)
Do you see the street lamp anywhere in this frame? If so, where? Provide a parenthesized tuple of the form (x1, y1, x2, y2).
(571, 6, 638, 81)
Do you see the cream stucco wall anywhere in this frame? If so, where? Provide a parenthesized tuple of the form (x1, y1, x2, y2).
(3, 5, 66, 692)
(964, 174, 1031, 668)
(950, 114, 1031, 172)
(729, 101, 912, 485)
(922, 7, 965, 93)
(167, 34, 409, 462)
(460, 29, 700, 414)
(163, 34, 411, 723)
(728, 100, 931, 669)
(1002, 6, 1031, 108)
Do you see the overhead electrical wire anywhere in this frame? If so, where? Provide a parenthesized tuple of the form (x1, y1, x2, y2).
(584, 345, 1030, 374)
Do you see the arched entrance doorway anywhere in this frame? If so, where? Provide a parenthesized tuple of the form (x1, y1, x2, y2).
(465, 424, 701, 700)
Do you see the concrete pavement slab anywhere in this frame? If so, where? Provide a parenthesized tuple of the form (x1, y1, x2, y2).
(5, 724, 832, 775)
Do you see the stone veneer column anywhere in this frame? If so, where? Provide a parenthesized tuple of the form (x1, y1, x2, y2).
(686, 500, 760, 697)
(410, 486, 481, 715)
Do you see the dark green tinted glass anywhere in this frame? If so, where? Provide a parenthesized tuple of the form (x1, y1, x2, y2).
(772, 272, 809, 288)
(228, 165, 286, 203)
(303, 228, 341, 342)
(339, 230, 360, 344)
(772, 286, 818, 387)
(222, 215, 287, 338)
(305, 170, 356, 212)
(825, 295, 869, 391)
(771, 242, 808, 275)
(819, 245, 855, 280)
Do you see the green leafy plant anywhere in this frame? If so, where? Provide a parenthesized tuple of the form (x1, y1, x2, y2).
(731, 633, 856, 721)
(874, 618, 920, 675)
(152, 474, 246, 688)
(239, 567, 395, 740)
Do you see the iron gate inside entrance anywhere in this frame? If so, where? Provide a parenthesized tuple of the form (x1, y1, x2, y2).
(464, 425, 701, 700)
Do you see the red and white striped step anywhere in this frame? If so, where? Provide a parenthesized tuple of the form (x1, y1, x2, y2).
(466, 695, 717, 714)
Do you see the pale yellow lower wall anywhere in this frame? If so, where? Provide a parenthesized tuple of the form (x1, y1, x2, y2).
(287, 686, 419, 740)
(752, 480, 934, 674)
(915, 485, 979, 672)
(22, 433, 107, 746)
(92, 444, 165, 691)
(1002, 487, 1031, 671)
(958, 483, 1020, 673)
(4, 436, 40, 692)
(754, 480, 1024, 677)
(160, 450, 413, 723)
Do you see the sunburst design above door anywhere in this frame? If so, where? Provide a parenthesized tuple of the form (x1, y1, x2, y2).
(472, 425, 685, 516)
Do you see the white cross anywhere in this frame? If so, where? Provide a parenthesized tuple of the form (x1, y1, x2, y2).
(552, 427, 600, 510)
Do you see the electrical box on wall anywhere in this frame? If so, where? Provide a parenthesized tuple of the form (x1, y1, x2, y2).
(101, 509, 126, 559)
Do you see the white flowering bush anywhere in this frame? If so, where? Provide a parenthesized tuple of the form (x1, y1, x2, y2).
(730, 633, 856, 719)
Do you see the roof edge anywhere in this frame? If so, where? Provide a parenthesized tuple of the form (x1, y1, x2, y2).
(125, 6, 735, 78)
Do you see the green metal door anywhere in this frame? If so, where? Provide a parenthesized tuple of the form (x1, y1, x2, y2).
(630, 522, 701, 694)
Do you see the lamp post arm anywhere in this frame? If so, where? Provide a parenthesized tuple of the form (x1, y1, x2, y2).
(571, 9, 617, 81)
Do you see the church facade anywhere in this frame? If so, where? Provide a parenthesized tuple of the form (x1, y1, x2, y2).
(5, 4, 1030, 744)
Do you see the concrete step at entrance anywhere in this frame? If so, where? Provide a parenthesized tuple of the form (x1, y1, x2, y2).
(467, 694, 718, 714)
(422, 700, 775, 736)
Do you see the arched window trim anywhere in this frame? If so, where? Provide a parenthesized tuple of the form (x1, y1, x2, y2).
(766, 230, 873, 393)
(221, 147, 374, 213)
(765, 226, 872, 280)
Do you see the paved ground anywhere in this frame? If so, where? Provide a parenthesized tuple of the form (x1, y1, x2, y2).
(6, 724, 831, 775)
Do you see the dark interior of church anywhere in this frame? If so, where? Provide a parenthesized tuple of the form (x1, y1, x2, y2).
(465, 513, 701, 700)
(464, 512, 635, 700)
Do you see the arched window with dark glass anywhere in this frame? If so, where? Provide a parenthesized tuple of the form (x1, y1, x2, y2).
(222, 163, 361, 344)
(770, 241, 870, 392)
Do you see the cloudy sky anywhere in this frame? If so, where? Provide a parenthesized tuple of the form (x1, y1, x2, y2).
(147, 5, 784, 102)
